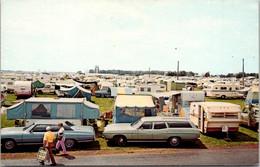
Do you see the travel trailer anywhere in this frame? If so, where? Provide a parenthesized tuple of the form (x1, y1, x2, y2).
(203, 84, 244, 99)
(36, 82, 55, 94)
(190, 102, 241, 133)
(136, 84, 166, 95)
(14, 81, 33, 98)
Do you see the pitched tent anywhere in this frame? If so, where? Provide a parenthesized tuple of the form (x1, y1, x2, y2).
(7, 97, 99, 120)
(245, 86, 259, 104)
(113, 94, 156, 123)
(32, 80, 45, 88)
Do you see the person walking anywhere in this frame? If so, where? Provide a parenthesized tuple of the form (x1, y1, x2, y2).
(41, 126, 56, 166)
(56, 123, 67, 156)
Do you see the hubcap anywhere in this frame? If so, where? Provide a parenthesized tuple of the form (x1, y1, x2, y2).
(66, 140, 73, 147)
(171, 138, 179, 145)
(119, 138, 125, 144)
(5, 141, 14, 149)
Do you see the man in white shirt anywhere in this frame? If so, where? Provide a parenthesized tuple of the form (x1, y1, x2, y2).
(55, 123, 67, 156)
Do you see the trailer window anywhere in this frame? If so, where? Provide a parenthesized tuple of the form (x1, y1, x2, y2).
(136, 108, 145, 117)
(31, 104, 51, 118)
(167, 122, 192, 128)
(147, 88, 151, 92)
(211, 113, 225, 118)
(20, 86, 26, 90)
(7, 82, 13, 85)
(225, 113, 238, 119)
(140, 87, 144, 92)
(57, 104, 76, 118)
(119, 108, 135, 117)
(221, 87, 227, 90)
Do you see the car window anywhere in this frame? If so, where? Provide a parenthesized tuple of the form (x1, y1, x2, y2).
(64, 125, 73, 131)
(140, 122, 152, 129)
(50, 125, 60, 132)
(154, 122, 167, 129)
(167, 122, 192, 128)
(33, 124, 47, 132)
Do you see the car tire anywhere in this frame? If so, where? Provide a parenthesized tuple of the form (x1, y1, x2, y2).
(65, 139, 76, 149)
(221, 95, 226, 99)
(168, 137, 181, 147)
(3, 139, 16, 151)
(114, 136, 127, 147)
(37, 90, 43, 94)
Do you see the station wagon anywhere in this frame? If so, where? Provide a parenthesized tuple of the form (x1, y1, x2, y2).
(103, 116, 200, 147)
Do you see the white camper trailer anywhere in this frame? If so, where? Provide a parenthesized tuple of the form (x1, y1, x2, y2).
(203, 84, 244, 99)
(14, 81, 32, 98)
(137, 84, 166, 95)
(190, 102, 241, 133)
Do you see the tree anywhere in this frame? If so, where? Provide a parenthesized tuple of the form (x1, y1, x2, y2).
(235, 72, 243, 78)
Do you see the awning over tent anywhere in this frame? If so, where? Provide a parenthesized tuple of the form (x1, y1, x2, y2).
(32, 80, 45, 88)
(115, 94, 155, 108)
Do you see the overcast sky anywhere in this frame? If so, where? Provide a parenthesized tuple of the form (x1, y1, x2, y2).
(1, 0, 259, 74)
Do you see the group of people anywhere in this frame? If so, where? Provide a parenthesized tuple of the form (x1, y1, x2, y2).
(41, 123, 67, 166)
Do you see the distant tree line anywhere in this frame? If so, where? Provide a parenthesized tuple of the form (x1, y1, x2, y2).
(89, 69, 165, 75)
(166, 71, 197, 77)
(219, 72, 259, 78)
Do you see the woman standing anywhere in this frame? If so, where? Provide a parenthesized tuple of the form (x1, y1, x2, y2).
(56, 123, 67, 156)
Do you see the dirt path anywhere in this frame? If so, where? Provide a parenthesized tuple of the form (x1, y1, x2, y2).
(2, 143, 258, 160)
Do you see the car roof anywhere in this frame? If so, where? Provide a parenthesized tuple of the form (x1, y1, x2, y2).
(140, 116, 190, 122)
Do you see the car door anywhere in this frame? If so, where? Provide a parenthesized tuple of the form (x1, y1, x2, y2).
(22, 124, 48, 144)
(136, 122, 153, 140)
(152, 122, 168, 140)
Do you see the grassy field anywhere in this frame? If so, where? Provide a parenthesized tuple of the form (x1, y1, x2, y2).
(1, 92, 258, 150)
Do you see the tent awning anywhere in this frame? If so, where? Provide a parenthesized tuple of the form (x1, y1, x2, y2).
(115, 95, 155, 108)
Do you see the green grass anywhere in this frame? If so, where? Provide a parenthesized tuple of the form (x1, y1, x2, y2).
(205, 97, 246, 109)
(1, 114, 14, 128)
(92, 97, 115, 114)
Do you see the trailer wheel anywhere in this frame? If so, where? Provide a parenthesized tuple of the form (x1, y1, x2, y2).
(221, 95, 226, 99)
(168, 137, 181, 147)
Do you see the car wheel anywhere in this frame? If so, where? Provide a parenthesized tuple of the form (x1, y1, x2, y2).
(65, 139, 76, 149)
(168, 137, 181, 147)
(3, 139, 16, 151)
(37, 90, 43, 94)
(115, 136, 127, 147)
(221, 95, 226, 99)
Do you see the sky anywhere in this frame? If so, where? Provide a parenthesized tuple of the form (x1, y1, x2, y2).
(1, 0, 259, 74)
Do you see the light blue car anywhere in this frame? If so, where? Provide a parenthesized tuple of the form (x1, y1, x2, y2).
(1, 121, 95, 151)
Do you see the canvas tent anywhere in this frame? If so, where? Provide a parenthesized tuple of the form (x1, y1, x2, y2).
(32, 80, 45, 88)
(113, 94, 156, 123)
(245, 86, 259, 104)
(7, 97, 99, 120)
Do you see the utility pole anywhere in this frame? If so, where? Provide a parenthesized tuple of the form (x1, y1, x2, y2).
(149, 67, 150, 78)
(242, 58, 244, 86)
(177, 61, 179, 80)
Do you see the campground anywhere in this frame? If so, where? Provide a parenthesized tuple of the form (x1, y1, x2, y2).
(1, 92, 259, 159)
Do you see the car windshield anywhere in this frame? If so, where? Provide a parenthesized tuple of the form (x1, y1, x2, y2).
(65, 121, 75, 126)
(23, 123, 35, 131)
(131, 119, 142, 128)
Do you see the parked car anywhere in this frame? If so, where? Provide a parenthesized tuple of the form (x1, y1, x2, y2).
(1, 121, 95, 151)
(241, 104, 259, 132)
(103, 116, 200, 147)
